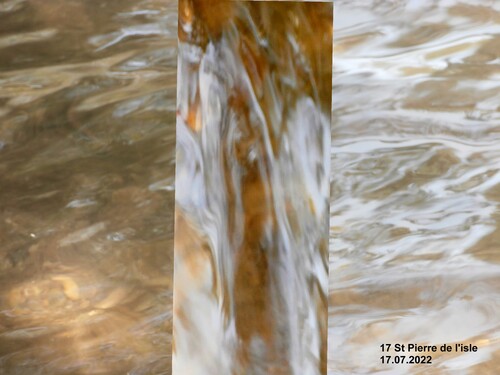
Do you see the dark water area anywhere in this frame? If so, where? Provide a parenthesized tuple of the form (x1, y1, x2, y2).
(0, 1, 177, 373)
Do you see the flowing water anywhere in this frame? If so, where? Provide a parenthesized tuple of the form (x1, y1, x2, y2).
(330, 1, 500, 374)
(173, 1, 331, 374)
(1, 0, 499, 374)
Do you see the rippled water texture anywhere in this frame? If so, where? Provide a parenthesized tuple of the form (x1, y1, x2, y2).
(331, 1, 500, 374)
(0, 1, 176, 373)
(2, 0, 500, 374)
(173, 1, 332, 374)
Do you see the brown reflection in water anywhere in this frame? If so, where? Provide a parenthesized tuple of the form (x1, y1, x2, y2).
(469, 184, 500, 264)
(0, 0, 176, 374)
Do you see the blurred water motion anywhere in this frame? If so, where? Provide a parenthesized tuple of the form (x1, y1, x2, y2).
(331, 1, 500, 374)
(0, 0, 176, 373)
(173, 1, 332, 374)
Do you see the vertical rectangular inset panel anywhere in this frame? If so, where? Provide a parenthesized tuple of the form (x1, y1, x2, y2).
(173, 1, 333, 374)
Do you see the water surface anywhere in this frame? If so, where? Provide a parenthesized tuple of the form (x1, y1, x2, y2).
(330, 1, 500, 373)
(0, 1, 177, 373)
(1, 0, 499, 374)
(173, 1, 332, 374)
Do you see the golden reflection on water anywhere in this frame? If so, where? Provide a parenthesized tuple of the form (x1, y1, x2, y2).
(1, 0, 176, 374)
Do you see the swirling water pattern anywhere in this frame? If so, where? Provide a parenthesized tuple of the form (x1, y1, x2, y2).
(330, 1, 500, 374)
(174, 1, 332, 374)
